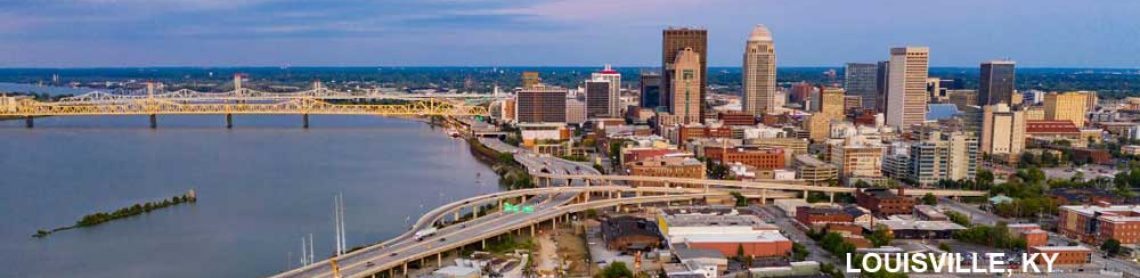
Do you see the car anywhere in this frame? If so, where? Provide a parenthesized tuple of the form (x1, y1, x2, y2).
(439, 237, 446, 242)
(366, 262, 374, 267)
(389, 252, 398, 257)
(460, 224, 467, 228)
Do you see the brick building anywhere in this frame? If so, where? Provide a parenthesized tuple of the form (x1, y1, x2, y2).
(1058, 203, 1140, 244)
(796, 206, 854, 226)
(703, 147, 786, 170)
(855, 188, 915, 216)
(1028, 246, 1092, 266)
(717, 111, 756, 126)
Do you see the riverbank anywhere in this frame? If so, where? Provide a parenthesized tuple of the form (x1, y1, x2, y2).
(34, 190, 198, 238)
(466, 138, 534, 189)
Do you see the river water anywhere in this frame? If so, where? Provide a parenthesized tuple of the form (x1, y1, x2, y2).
(0, 114, 500, 277)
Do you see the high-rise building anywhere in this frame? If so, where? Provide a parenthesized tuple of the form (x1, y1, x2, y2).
(791, 82, 815, 107)
(830, 135, 885, 180)
(819, 86, 846, 121)
(1044, 91, 1090, 127)
(639, 73, 662, 109)
(981, 103, 1026, 157)
(663, 28, 707, 121)
(947, 89, 978, 110)
(592, 64, 621, 117)
(979, 60, 1016, 106)
(875, 60, 890, 112)
(516, 88, 567, 123)
(669, 48, 703, 125)
(742, 25, 777, 115)
(522, 71, 541, 89)
(885, 47, 929, 130)
(585, 80, 611, 118)
(908, 131, 977, 185)
(845, 63, 878, 110)
(566, 97, 587, 125)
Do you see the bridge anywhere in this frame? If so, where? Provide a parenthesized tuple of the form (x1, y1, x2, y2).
(271, 185, 721, 278)
(0, 75, 503, 128)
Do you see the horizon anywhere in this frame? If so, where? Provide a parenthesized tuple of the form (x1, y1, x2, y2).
(2, 1, 1139, 68)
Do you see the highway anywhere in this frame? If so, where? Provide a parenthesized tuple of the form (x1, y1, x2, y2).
(272, 138, 609, 278)
(530, 173, 988, 197)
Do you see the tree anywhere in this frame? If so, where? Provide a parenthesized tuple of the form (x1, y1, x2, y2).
(976, 169, 995, 189)
(1103, 239, 1122, 257)
(601, 262, 634, 278)
(868, 225, 893, 247)
(730, 191, 748, 207)
(792, 243, 809, 261)
(922, 193, 938, 205)
(938, 242, 951, 252)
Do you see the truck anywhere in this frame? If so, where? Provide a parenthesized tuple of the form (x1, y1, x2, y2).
(414, 227, 438, 241)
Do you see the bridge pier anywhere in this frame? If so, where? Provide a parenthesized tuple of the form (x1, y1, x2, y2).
(302, 114, 310, 129)
(149, 114, 157, 129)
(226, 113, 233, 129)
(24, 116, 33, 128)
(761, 189, 768, 205)
(829, 192, 835, 204)
(803, 190, 809, 200)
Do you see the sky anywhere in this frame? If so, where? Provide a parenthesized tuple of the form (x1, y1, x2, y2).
(1, 0, 1138, 68)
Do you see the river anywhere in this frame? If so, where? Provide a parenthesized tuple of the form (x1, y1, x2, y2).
(0, 114, 501, 277)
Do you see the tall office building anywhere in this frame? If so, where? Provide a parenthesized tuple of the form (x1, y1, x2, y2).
(663, 28, 707, 121)
(591, 64, 621, 117)
(516, 88, 567, 123)
(819, 86, 846, 120)
(1044, 91, 1090, 127)
(845, 63, 878, 110)
(981, 103, 1026, 157)
(742, 25, 777, 115)
(522, 71, 540, 89)
(669, 48, 703, 124)
(885, 47, 929, 130)
(979, 60, 1016, 106)
(875, 61, 890, 112)
(640, 73, 662, 108)
(585, 80, 611, 118)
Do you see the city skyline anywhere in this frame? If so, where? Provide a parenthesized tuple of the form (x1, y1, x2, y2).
(2, 0, 1139, 68)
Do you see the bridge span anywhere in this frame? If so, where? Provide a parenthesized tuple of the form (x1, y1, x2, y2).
(1, 77, 500, 128)
(270, 185, 721, 278)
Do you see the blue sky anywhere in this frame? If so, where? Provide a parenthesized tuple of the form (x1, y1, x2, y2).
(1, 0, 1138, 68)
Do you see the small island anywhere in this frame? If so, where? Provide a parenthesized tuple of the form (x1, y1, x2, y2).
(34, 190, 197, 238)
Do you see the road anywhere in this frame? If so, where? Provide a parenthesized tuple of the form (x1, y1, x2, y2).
(273, 138, 610, 278)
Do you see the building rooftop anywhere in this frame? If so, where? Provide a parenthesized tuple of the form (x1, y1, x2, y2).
(672, 246, 726, 261)
(1026, 120, 1080, 133)
(674, 230, 789, 244)
(663, 213, 775, 229)
(865, 220, 966, 231)
(1060, 204, 1140, 223)
(1030, 246, 1093, 252)
(748, 25, 772, 42)
(793, 154, 833, 168)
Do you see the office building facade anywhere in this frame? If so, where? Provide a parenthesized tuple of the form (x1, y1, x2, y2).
(742, 25, 777, 115)
(885, 47, 929, 130)
(845, 63, 878, 110)
(979, 60, 1016, 106)
(663, 28, 707, 121)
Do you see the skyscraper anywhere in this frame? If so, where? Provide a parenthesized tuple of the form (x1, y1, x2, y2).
(585, 80, 611, 118)
(516, 88, 567, 123)
(979, 60, 1016, 106)
(669, 48, 703, 124)
(845, 63, 878, 110)
(885, 47, 929, 130)
(591, 64, 621, 117)
(742, 25, 777, 115)
(875, 60, 890, 113)
(1044, 91, 1090, 127)
(639, 73, 662, 109)
(663, 28, 707, 121)
(819, 86, 846, 121)
(981, 103, 1026, 157)
(522, 71, 540, 89)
